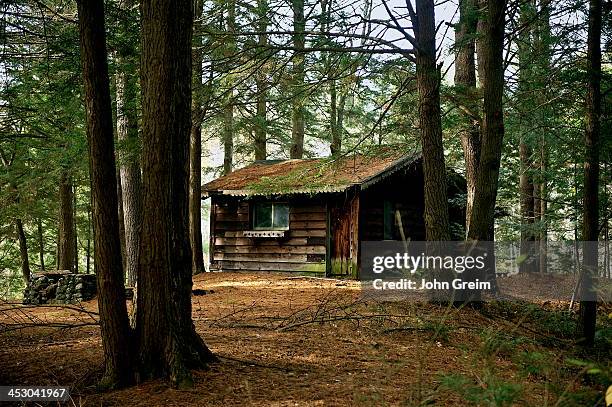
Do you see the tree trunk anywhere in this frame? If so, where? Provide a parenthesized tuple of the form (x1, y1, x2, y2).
(138, 0, 216, 387)
(73, 185, 79, 273)
(115, 5, 143, 287)
(290, 0, 305, 158)
(330, 79, 338, 155)
(254, 0, 268, 161)
(415, 0, 450, 242)
(578, 0, 601, 348)
(86, 205, 91, 274)
(15, 218, 30, 283)
(222, 0, 235, 175)
(519, 142, 535, 273)
(37, 218, 45, 271)
(116, 168, 127, 275)
(539, 140, 548, 273)
(76, 0, 132, 388)
(467, 0, 506, 242)
(190, 0, 205, 275)
(454, 0, 480, 236)
(57, 172, 75, 272)
(537, 0, 551, 274)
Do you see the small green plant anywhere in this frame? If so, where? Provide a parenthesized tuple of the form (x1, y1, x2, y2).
(513, 350, 553, 379)
(422, 320, 453, 343)
(479, 328, 527, 358)
(439, 371, 522, 407)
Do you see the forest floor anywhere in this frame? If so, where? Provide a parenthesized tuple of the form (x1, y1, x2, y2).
(0, 272, 610, 406)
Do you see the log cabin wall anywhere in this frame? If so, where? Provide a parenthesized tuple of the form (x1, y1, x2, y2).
(210, 195, 328, 273)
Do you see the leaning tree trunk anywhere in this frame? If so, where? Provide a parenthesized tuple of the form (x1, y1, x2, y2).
(57, 172, 75, 272)
(137, 0, 216, 387)
(415, 0, 450, 242)
(76, 0, 132, 388)
(289, 0, 306, 158)
(190, 0, 205, 274)
(578, 0, 601, 348)
(15, 218, 30, 283)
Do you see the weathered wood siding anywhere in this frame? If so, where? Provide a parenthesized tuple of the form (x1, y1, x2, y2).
(210, 196, 327, 273)
(329, 190, 360, 277)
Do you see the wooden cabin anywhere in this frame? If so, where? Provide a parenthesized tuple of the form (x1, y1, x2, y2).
(202, 148, 466, 278)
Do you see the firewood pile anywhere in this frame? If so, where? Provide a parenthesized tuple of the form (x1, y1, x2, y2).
(23, 272, 97, 304)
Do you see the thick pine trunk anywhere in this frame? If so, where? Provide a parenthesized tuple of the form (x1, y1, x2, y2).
(57, 172, 75, 272)
(467, 0, 506, 241)
(415, 0, 450, 242)
(578, 0, 601, 347)
(15, 218, 30, 283)
(138, 0, 216, 387)
(76, 0, 132, 388)
(190, 0, 205, 275)
(290, 0, 305, 158)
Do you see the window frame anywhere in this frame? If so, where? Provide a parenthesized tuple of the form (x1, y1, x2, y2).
(252, 202, 290, 231)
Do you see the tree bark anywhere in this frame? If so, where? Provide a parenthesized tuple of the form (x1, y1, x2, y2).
(116, 169, 126, 275)
(190, 0, 205, 275)
(578, 0, 601, 347)
(115, 2, 143, 287)
(454, 0, 480, 236)
(222, 0, 235, 174)
(138, 0, 216, 387)
(467, 0, 506, 242)
(290, 0, 306, 158)
(518, 0, 534, 271)
(254, 0, 268, 160)
(519, 142, 535, 273)
(415, 0, 450, 241)
(76, 0, 132, 388)
(537, 0, 551, 273)
(57, 172, 75, 272)
(15, 218, 30, 283)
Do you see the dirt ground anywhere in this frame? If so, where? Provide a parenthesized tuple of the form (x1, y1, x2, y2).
(0, 272, 609, 406)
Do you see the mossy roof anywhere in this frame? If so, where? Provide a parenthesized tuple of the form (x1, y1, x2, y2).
(202, 147, 422, 198)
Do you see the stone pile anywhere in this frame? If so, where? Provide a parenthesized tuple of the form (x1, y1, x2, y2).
(23, 272, 97, 304)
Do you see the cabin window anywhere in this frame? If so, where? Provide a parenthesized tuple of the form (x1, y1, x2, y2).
(253, 202, 289, 230)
